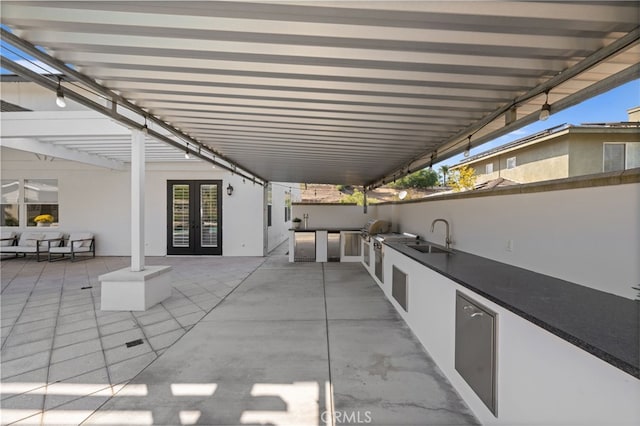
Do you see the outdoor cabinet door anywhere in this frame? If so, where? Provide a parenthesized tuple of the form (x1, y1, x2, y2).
(167, 180, 222, 255)
(455, 291, 498, 416)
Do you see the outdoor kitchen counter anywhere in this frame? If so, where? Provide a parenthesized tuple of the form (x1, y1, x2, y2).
(385, 241, 639, 378)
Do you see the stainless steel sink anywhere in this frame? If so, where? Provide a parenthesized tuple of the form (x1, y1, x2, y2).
(407, 243, 452, 254)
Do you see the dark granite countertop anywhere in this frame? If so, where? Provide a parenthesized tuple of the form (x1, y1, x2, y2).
(289, 227, 362, 232)
(385, 241, 639, 378)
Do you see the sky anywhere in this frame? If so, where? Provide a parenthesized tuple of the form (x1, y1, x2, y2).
(439, 79, 640, 167)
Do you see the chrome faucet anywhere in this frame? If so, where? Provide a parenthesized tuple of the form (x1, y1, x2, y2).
(431, 219, 451, 249)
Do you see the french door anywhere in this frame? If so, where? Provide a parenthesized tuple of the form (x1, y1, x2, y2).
(167, 180, 222, 255)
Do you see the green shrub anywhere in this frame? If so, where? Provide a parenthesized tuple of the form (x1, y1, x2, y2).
(340, 189, 378, 206)
(389, 169, 438, 189)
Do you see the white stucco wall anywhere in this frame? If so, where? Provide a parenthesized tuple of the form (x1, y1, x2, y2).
(0, 147, 274, 256)
(375, 182, 639, 299)
(292, 204, 375, 229)
(291, 180, 638, 299)
(267, 183, 301, 253)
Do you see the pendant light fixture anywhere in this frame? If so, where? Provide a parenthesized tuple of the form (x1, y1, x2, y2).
(464, 135, 472, 157)
(55, 78, 66, 108)
(184, 143, 190, 159)
(539, 91, 551, 121)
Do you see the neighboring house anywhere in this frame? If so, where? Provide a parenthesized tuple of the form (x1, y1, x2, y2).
(452, 107, 640, 185)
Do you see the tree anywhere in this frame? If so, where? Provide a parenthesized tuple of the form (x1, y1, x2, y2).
(340, 189, 378, 206)
(389, 168, 438, 189)
(438, 165, 450, 186)
(447, 165, 477, 192)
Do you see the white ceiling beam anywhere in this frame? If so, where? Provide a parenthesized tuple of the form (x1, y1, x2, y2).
(85, 61, 543, 89)
(0, 137, 126, 171)
(122, 88, 502, 109)
(3, 5, 609, 51)
(21, 30, 565, 72)
(115, 82, 509, 107)
(258, 1, 637, 23)
(137, 98, 496, 118)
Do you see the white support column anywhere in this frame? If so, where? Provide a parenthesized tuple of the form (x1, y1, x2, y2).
(131, 130, 145, 272)
(101, 129, 171, 311)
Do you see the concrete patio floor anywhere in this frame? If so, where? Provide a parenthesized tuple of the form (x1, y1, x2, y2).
(1, 244, 478, 425)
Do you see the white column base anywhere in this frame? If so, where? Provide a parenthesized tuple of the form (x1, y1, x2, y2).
(99, 265, 172, 311)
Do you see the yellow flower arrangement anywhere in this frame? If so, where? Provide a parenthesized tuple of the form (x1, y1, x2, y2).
(34, 214, 54, 223)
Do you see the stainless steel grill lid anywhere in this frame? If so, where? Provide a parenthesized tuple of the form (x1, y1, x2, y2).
(363, 220, 391, 235)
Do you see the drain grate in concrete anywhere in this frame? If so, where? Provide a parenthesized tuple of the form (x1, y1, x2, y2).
(125, 339, 144, 348)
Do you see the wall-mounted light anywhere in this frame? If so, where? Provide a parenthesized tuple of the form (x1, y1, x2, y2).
(55, 78, 66, 108)
(464, 135, 472, 157)
(226, 183, 234, 196)
(539, 91, 551, 121)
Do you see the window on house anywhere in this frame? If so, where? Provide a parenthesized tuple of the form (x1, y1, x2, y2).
(625, 142, 640, 169)
(485, 163, 494, 174)
(604, 143, 625, 172)
(506, 157, 517, 169)
(25, 179, 59, 226)
(1, 179, 20, 227)
(604, 142, 640, 172)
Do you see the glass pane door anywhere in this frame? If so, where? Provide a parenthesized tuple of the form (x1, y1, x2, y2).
(172, 184, 190, 248)
(167, 180, 222, 255)
(200, 184, 218, 248)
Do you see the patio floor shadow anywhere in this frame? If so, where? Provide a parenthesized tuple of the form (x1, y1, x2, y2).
(1, 248, 477, 425)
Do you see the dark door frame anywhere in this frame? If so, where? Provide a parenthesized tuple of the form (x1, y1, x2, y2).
(166, 180, 222, 255)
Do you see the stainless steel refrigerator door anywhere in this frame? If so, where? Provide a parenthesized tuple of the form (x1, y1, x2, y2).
(294, 232, 316, 262)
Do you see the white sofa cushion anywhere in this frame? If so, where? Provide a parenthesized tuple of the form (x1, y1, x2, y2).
(68, 232, 93, 249)
(1, 231, 17, 247)
(16, 231, 63, 249)
(39, 232, 63, 249)
(18, 232, 44, 247)
(1, 246, 39, 253)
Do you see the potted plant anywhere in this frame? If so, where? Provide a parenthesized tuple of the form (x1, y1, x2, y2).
(34, 214, 54, 227)
(292, 217, 302, 229)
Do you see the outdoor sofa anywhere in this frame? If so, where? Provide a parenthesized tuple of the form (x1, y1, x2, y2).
(0, 231, 64, 262)
(48, 232, 95, 262)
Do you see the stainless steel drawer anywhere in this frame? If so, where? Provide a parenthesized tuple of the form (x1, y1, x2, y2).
(455, 291, 498, 416)
(327, 232, 341, 262)
(392, 266, 408, 312)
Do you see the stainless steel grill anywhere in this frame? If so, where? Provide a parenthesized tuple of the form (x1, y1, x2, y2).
(371, 232, 419, 283)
